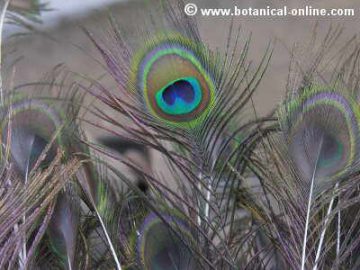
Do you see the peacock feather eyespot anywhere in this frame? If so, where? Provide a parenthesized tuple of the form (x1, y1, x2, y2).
(136, 212, 197, 270)
(0, 99, 62, 175)
(130, 33, 216, 128)
(281, 86, 360, 180)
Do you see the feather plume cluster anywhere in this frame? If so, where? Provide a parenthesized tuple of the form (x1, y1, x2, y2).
(1, 0, 360, 269)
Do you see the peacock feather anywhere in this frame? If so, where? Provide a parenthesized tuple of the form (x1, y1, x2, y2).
(1, 0, 360, 270)
(0, 94, 82, 269)
(128, 33, 216, 128)
(0, 98, 62, 176)
(82, 0, 274, 267)
(249, 27, 360, 269)
(279, 85, 360, 183)
(135, 211, 198, 270)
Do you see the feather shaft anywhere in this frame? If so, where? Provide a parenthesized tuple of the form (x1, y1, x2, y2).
(95, 208, 122, 270)
(79, 163, 122, 270)
(313, 182, 339, 270)
(301, 136, 323, 270)
(205, 177, 211, 222)
(336, 208, 341, 262)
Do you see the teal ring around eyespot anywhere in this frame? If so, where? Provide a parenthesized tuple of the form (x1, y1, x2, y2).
(154, 77, 202, 115)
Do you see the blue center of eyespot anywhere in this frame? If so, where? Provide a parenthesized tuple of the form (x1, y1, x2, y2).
(162, 80, 195, 106)
(155, 77, 202, 116)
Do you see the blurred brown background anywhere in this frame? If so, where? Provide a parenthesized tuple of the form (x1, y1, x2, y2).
(3, 0, 360, 136)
